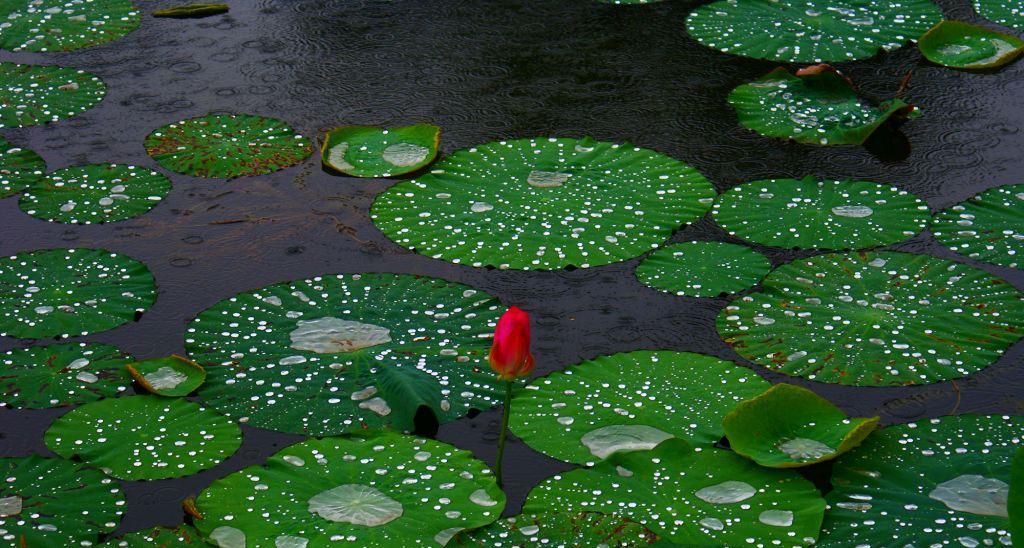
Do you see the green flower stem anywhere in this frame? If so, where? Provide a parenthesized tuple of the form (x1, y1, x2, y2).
(495, 380, 514, 488)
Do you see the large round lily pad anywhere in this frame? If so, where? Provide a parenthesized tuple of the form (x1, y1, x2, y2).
(975, 0, 1024, 30)
(321, 124, 441, 177)
(20, 164, 171, 224)
(194, 430, 506, 547)
(185, 273, 505, 436)
(0, 455, 124, 547)
(686, 0, 943, 63)
(144, 113, 313, 179)
(712, 177, 929, 249)
(718, 251, 1024, 386)
(103, 525, 205, 547)
(0, 342, 133, 409)
(525, 438, 826, 546)
(932, 183, 1024, 269)
(510, 350, 771, 466)
(820, 414, 1021, 547)
(371, 137, 716, 270)
(0, 62, 107, 129)
(127, 355, 205, 397)
(0, 0, 140, 53)
(44, 395, 242, 480)
(453, 511, 660, 546)
(0, 248, 157, 339)
(919, 20, 1024, 70)
(0, 136, 46, 198)
(635, 241, 771, 297)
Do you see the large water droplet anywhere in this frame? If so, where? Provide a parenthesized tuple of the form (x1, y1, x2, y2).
(275, 535, 309, 548)
(209, 526, 246, 548)
(695, 481, 757, 504)
(145, 366, 188, 390)
(382, 142, 429, 167)
(470, 488, 499, 507)
(526, 170, 570, 188)
(758, 509, 794, 527)
(929, 474, 1008, 517)
(699, 517, 725, 530)
(831, 205, 874, 218)
(0, 495, 22, 517)
(778, 437, 835, 461)
(327, 142, 354, 171)
(290, 317, 392, 354)
(580, 424, 673, 459)
(308, 484, 403, 526)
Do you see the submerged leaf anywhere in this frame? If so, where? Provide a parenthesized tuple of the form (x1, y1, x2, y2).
(453, 510, 660, 546)
(0, 136, 46, 198)
(919, 20, 1024, 69)
(635, 241, 771, 297)
(975, 0, 1024, 30)
(0, 0, 140, 52)
(126, 355, 205, 397)
(321, 124, 440, 177)
(152, 3, 229, 18)
(932, 183, 1024, 269)
(0, 62, 106, 129)
(20, 164, 171, 224)
(1, 342, 133, 409)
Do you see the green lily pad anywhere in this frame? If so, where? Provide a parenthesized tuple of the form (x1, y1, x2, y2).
(975, 0, 1024, 30)
(723, 383, 879, 468)
(0, 0, 139, 52)
(525, 438, 826, 546)
(919, 20, 1024, 69)
(0, 136, 46, 198)
(729, 66, 916, 146)
(932, 183, 1024, 269)
(686, 0, 943, 63)
(19, 164, 171, 224)
(194, 430, 506, 547)
(103, 525, 206, 547)
(185, 273, 504, 436)
(0, 248, 157, 339)
(1011, 446, 1024, 541)
(0, 62, 107, 129)
(718, 251, 1024, 386)
(321, 124, 441, 177)
(712, 177, 929, 249)
(510, 350, 770, 466)
(1, 342, 133, 409)
(820, 414, 1021, 547)
(126, 355, 205, 397)
(635, 241, 771, 297)
(44, 395, 242, 480)
(153, 3, 229, 18)
(0, 455, 124, 547)
(370, 137, 716, 270)
(453, 511, 660, 546)
(144, 113, 313, 179)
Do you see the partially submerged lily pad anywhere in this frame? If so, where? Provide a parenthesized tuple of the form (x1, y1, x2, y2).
(453, 511, 660, 546)
(44, 395, 242, 480)
(712, 177, 929, 249)
(932, 183, 1024, 269)
(152, 3, 229, 18)
(194, 430, 505, 547)
(103, 524, 205, 547)
(635, 241, 771, 297)
(1, 342, 133, 408)
(975, 0, 1024, 30)
(0, 0, 140, 52)
(144, 114, 313, 178)
(371, 137, 715, 269)
(0, 62, 107, 129)
(718, 251, 1024, 386)
(919, 20, 1024, 69)
(20, 164, 171, 224)
(723, 383, 879, 468)
(0, 136, 46, 198)
(126, 355, 205, 397)
(321, 124, 441, 177)
(0, 248, 157, 339)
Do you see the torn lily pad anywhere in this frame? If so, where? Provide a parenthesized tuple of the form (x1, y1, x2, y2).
(152, 3, 229, 18)
(126, 355, 205, 397)
(712, 177, 929, 249)
(103, 524, 205, 547)
(185, 273, 504, 436)
(932, 183, 1024, 269)
(635, 241, 770, 297)
(718, 251, 1024, 386)
(0, 0, 139, 52)
(20, 164, 171, 224)
(919, 20, 1024, 69)
(729, 66, 916, 146)
(820, 414, 1021, 547)
(723, 383, 878, 468)
(0, 248, 157, 339)
(371, 137, 715, 270)
(453, 511, 659, 546)
(1, 342, 133, 409)
(975, 0, 1024, 30)
(321, 124, 440, 177)
(0, 62, 106, 129)
(510, 350, 770, 465)
(0, 136, 45, 198)
(144, 113, 313, 178)
(44, 395, 242, 480)
(194, 430, 505, 547)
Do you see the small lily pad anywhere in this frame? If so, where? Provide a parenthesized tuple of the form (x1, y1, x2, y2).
(1, 342, 133, 409)
(975, 0, 1024, 30)
(932, 183, 1024, 269)
(153, 3, 229, 18)
(0, 62, 107, 129)
(453, 511, 660, 546)
(723, 383, 879, 468)
(919, 20, 1024, 69)
(0, 136, 46, 198)
(0, 0, 140, 52)
(20, 164, 171, 224)
(321, 124, 441, 177)
(103, 525, 206, 547)
(126, 355, 205, 397)
(635, 241, 771, 297)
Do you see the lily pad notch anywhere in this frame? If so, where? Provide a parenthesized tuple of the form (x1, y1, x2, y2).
(321, 124, 441, 177)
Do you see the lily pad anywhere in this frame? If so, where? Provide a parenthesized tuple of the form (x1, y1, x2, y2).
(44, 395, 242, 480)
(932, 183, 1024, 269)
(321, 124, 441, 177)
(20, 164, 171, 224)
(975, 0, 1024, 30)
(729, 66, 916, 146)
(0, 248, 157, 339)
(126, 355, 205, 397)
(0, 0, 139, 52)
(1011, 446, 1024, 540)
(185, 273, 504, 436)
(0, 62, 107, 129)
(144, 113, 313, 179)
(453, 511, 660, 546)
(152, 3, 229, 18)
(0, 136, 46, 198)
(723, 383, 879, 468)
(525, 438, 826, 546)
(635, 241, 771, 297)
(103, 525, 206, 547)
(0, 455, 124, 546)
(194, 430, 506, 547)
(919, 20, 1024, 69)
(1, 342, 133, 409)
(820, 414, 1021, 547)
(718, 251, 1024, 386)
(685, 0, 943, 63)
(712, 177, 929, 249)
(370, 137, 716, 270)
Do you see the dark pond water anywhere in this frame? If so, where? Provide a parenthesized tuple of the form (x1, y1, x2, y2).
(1, 0, 1023, 537)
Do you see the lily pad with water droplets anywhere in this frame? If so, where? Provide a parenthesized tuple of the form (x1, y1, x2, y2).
(1011, 447, 1024, 540)
(103, 525, 206, 547)
(510, 350, 771, 466)
(371, 137, 716, 270)
(975, 0, 1024, 29)
(20, 164, 171, 224)
(453, 510, 660, 546)
(635, 241, 771, 297)
(723, 383, 879, 468)
(1, 342, 133, 408)
(718, 251, 1024, 386)
(44, 395, 242, 480)
(0, 0, 140, 52)
(919, 21, 1024, 69)
(819, 414, 1021, 547)
(932, 183, 1024, 269)
(144, 114, 313, 179)
(0, 136, 46, 198)
(0, 248, 157, 339)
(0, 62, 107, 129)
(712, 177, 929, 249)
(321, 124, 441, 178)
(194, 430, 505, 547)
(127, 355, 205, 397)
